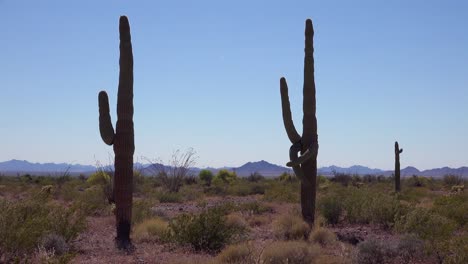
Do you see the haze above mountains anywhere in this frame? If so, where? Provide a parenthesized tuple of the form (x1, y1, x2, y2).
(0, 159, 467, 178)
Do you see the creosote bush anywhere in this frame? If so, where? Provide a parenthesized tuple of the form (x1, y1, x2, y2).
(318, 194, 342, 225)
(166, 207, 246, 252)
(0, 195, 86, 259)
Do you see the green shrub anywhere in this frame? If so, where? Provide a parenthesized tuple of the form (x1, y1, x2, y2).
(263, 183, 299, 203)
(273, 214, 310, 240)
(156, 191, 183, 203)
(132, 199, 154, 224)
(433, 193, 468, 227)
(318, 194, 342, 225)
(277, 172, 296, 182)
(199, 169, 213, 186)
(214, 170, 238, 185)
(443, 174, 464, 186)
(331, 172, 352, 186)
(167, 207, 246, 252)
(261, 241, 320, 264)
(247, 172, 264, 182)
(237, 201, 273, 215)
(73, 185, 109, 216)
(395, 208, 457, 262)
(86, 171, 111, 186)
(0, 195, 86, 258)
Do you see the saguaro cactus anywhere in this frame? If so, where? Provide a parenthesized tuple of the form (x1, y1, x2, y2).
(394, 141, 403, 192)
(280, 19, 319, 226)
(98, 16, 135, 250)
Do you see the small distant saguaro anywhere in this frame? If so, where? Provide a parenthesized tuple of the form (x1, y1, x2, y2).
(279, 19, 319, 226)
(394, 141, 403, 192)
(98, 16, 135, 250)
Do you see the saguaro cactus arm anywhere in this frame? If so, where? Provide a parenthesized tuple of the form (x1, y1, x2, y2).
(98, 91, 115, 145)
(280, 77, 301, 144)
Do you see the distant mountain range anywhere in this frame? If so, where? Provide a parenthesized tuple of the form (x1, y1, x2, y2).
(0, 159, 467, 178)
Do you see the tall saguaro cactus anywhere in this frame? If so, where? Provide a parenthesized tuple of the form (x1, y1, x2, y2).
(98, 16, 135, 250)
(280, 19, 319, 226)
(394, 141, 403, 192)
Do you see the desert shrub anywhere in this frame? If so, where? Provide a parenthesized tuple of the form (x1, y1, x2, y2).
(132, 199, 154, 224)
(262, 241, 320, 264)
(199, 169, 213, 186)
(73, 185, 109, 215)
(247, 172, 264, 182)
(0, 195, 86, 258)
(340, 188, 403, 227)
(167, 207, 245, 252)
(405, 175, 427, 187)
(273, 214, 310, 240)
(237, 201, 273, 215)
(86, 171, 111, 186)
(396, 234, 424, 264)
(357, 237, 396, 264)
(263, 183, 299, 203)
(133, 217, 169, 242)
(40, 233, 69, 255)
(395, 208, 457, 262)
(226, 213, 248, 228)
(156, 191, 183, 203)
(331, 172, 352, 186)
(215, 242, 256, 264)
(318, 194, 343, 225)
(247, 215, 269, 227)
(445, 235, 468, 264)
(228, 181, 251, 196)
(277, 172, 296, 182)
(443, 174, 464, 186)
(310, 227, 336, 247)
(362, 174, 378, 183)
(433, 193, 468, 227)
(214, 170, 238, 185)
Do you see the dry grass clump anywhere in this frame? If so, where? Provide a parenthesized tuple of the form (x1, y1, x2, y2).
(262, 241, 320, 264)
(247, 215, 270, 227)
(215, 242, 256, 264)
(310, 227, 337, 247)
(133, 217, 169, 242)
(273, 214, 310, 240)
(226, 213, 248, 231)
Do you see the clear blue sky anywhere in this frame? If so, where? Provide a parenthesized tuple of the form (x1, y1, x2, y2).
(1, 0, 467, 170)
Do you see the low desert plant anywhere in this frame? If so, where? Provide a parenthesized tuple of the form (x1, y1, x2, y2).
(133, 217, 169, 242)
(40, 233, 69, 255)
(0, 195, 86, 259)
(396, 234, 424, 264)
(167, 207, 245, 252)
(132, 199, 154, 224)
(310, 227, 337, 247)
(261, 241, 320, 264)
(215, 242, 256, 264)
(199, 169, 214, 186)
(357, 237, 397, 264)
(433, 192, 468, 227)
(273, 214, 310, 240)
(318, 194, 343, 225)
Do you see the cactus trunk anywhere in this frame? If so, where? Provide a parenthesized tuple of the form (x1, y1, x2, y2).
(394, 141, 403, 192)
(280, 19, 318, 226)
(98, 16, 135, 250)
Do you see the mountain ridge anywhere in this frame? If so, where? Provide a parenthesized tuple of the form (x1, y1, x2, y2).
(0, 159, 467, 178)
